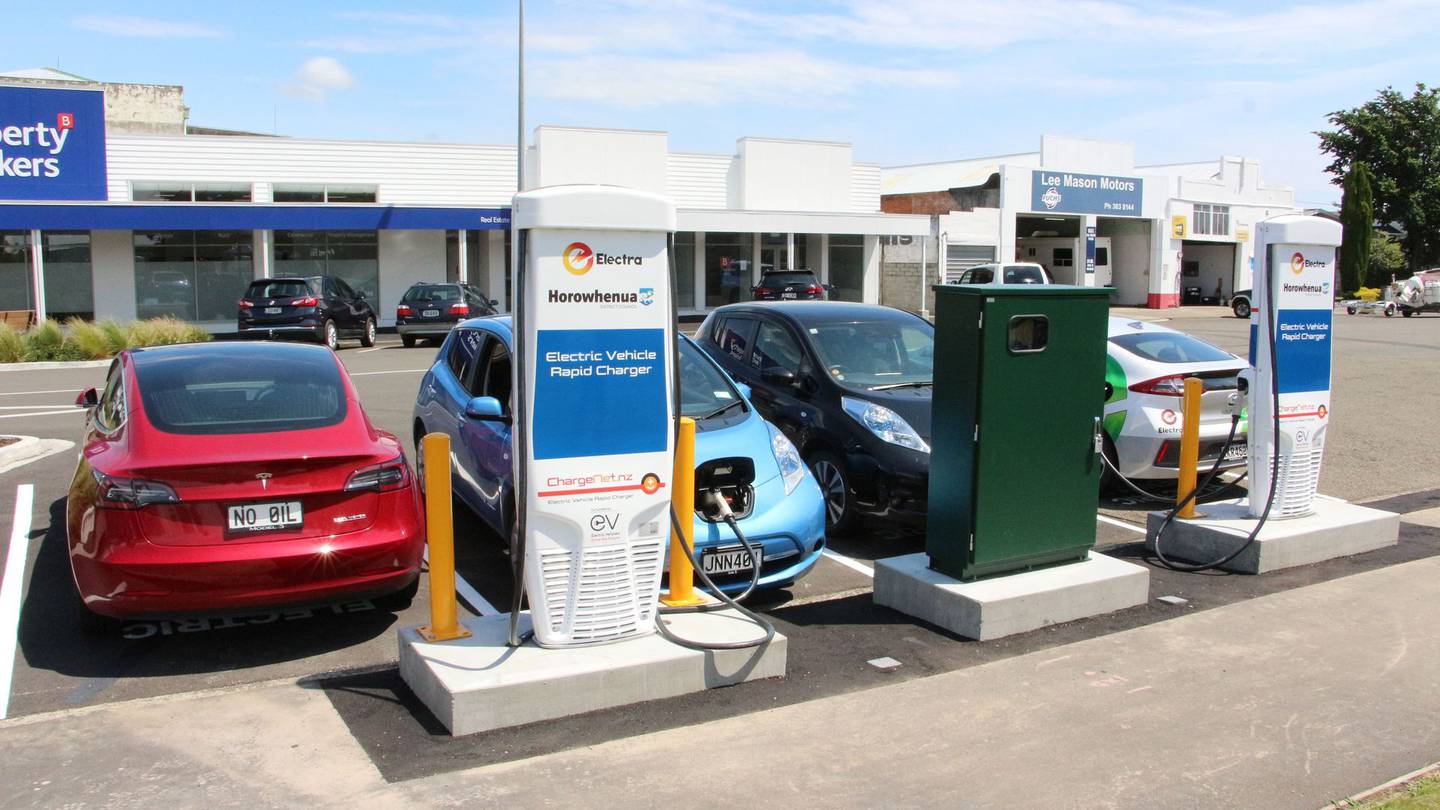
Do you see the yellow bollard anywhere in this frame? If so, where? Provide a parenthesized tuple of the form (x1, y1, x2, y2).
(1176, 377, 1204, 519)
(418, 432, 471, 642)
(661, 417, 705, 607)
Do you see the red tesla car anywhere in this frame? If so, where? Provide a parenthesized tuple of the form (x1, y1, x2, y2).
(66, 341, 424, 625)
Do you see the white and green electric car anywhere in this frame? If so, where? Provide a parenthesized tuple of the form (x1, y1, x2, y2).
(1101, 317, 1248, 490)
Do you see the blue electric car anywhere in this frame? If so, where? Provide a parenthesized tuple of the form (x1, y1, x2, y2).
(412, 316, 826, 593)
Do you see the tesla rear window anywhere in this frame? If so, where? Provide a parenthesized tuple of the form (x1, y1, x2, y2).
(134, 351, 347, 434)
(1109, 332, 1234, 364)
(402, 285, 462, 303)
(246, 280, 313, 299)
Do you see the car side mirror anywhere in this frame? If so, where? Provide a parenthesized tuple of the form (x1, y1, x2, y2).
(76, 387, 98, 408)
(489, 299, 499, 307)
(762, 366, 797, 386)
(464, 395, 510, 423)
(735, 382, 752, 400)
(356, 291, 366, 299)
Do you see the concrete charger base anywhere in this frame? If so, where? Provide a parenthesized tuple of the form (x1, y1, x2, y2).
(399, 608, 786, 737)
(1145, 496, 1400, 574)
(873, 551, 1150, 641)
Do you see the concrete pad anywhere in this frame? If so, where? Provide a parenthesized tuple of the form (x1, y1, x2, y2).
(872, 551, 1149, 641)
(1145, 497, 1400, 574)
(399, 609, 786, 736)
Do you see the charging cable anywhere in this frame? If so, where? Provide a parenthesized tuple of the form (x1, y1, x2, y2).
(654, 490, 776, 651)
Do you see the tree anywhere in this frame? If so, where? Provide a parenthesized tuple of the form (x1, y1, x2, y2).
(1338, 163, 1373, 293)
(1367, 234, 1406, 288)
(1318, 84, 1440, 271)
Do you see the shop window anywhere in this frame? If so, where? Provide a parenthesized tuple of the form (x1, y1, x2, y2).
(674, 232, 695, 310)
(42, 232, 94, 321)
(274, 230, 379, 303)
(705, 232, 754, 308)
(134, 231, 254, 322)
(0, 231, 32, 312)
(273, 184, 378, 203)
(827, 234, 865, 303)
(132, 182, 252, 202)
(1053, 247, 1074, 267)
(1193, 204, 1230, 236)
(1095, 247, 1110, 266)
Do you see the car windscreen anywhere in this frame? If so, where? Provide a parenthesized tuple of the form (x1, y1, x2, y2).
(246, 280, 312, 299)
(134, 351, 348, 435)
(402, 285, 462, 303)
(1002, 266, 1046, 284)
(758, 272, 817, 287)
(679, 338, 744, 420)
(1109, 332, 1235, 364)
(807, 319, 934, 389)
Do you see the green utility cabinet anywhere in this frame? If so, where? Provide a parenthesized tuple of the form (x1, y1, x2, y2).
(927, 284, 1111, 581)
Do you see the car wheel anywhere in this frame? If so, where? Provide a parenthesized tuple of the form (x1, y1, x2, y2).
(1099, 435, 1120, 494)
(360, 317, 377, 348)
(1402, 307, 1414, 318)
(373, 575, 419, 611)
(1384, 304, 1396, 317)
(1232, 299, 1251, 319)
(413, 427, 427, 494)
(1346, 305, 1357, 315)
(401, 334, 418, 348)
(320, 319, 339, 350)
(808, 451, 857, 534)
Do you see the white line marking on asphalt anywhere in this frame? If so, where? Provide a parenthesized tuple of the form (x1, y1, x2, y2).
(0, 484, 35, 720)
(0, 389, 86, 397)
(1097, 515, 1147, 534)
(0, 409, 82, 420)
(422, 547, 498, 616)
(0, 405, 72, 410)
(822, 549, 874, 578)
(350, 368, 428, 377)
(357, 347, 383, 354)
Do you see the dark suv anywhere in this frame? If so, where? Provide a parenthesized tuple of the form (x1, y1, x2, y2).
(697, 301, 934, 533)
(752, 269, 828, 301)
(238, 276, 377, 350)
(395, 283, 498, 347)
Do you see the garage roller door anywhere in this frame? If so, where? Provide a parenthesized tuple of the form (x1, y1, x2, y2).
(943, 245, 997, 283)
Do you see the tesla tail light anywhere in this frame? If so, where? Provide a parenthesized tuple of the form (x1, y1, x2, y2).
(448, 303, 469, 315)
(345, 457, 411, 493)
(396, 304, 414, 317)
(238, 298, 254, 309)
(93, 471, 181, 509)
(1129, 374, 1187, 396)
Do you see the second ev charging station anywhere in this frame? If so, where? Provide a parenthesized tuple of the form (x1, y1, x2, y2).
(510, 186, 677, 648)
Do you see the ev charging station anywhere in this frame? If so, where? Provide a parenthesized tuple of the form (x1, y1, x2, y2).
(1144, 213, 1399, 573)
(398, 185, 785, 737)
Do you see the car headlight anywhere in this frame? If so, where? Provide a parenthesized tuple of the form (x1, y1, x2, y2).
(768, 422, 807, 495)
(841, 396, 930, 453)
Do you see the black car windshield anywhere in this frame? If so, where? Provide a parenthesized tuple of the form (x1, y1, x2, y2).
(759, 272, 817, 287)
(679, 338, 744, 420)
(402, 285, 462, 303)
(245, 280, 313, 299)
(807, 319, 934, 388)
(134, 348, 348, 434)
(1109, 332, 1235, 364)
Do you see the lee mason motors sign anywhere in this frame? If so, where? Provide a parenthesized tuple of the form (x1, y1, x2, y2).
(0, 85, 108, 201)
(1030, 170, 1143, 216)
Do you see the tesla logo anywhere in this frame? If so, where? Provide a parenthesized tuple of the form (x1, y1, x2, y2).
(256, 472, 273, 490)
(641, 473, 662, 495)
(563, 242, 595, 275)
(589, 513, 619, 532)
(56, 112, 75, 130)
(1160, 409, 1177, 426)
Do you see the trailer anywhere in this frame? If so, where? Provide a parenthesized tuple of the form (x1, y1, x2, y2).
(1385, 269, 1440, 317)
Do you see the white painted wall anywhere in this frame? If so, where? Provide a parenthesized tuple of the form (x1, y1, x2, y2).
(377, 231, 445, 326)
(1039, 136, 1135, 174)
(667, 153, 730, 210)
(1100, 219, 1152, 306)
(90, 230, 136, 322)
(735, 138, 852, 212)
(533, 126, 667, 194)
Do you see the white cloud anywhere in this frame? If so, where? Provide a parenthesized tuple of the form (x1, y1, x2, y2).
(279, 57, 357, 102)
(72, 14, 227, 39)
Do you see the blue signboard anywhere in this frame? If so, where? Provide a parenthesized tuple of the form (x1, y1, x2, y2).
(532, 327, 667, 460)
(1085, 226, 1097, 274)
(1031, 170, 1142, 216)
(0, 85, 108, 201)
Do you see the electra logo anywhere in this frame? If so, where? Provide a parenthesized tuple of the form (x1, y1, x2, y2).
(564, 242, 595, 275)
(1290, 252, 1328, 274)
(1041, 187, 1062, 210)
(1160, 409, 1178, 426)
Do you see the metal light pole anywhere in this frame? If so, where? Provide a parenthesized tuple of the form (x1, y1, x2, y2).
(516, 0, 525, 193)
(508, 0, 528, 648)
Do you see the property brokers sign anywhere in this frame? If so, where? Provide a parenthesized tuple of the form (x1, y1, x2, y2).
(1031, 170, 1142, 216)
(0, 85, 108, 201)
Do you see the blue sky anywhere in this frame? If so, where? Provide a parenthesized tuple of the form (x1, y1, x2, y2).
(7, 0, 1440, 207)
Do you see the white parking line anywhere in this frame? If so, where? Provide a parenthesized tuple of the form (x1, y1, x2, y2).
(0, 389, 85, 397)
(0, 484, 35, 720)
(1097, 514, 1148, 534)
(356, 347, 384, 354)
(0, 405, 72, 409)
(0, 409, 81, 420)
(350, 368, 428, 377)
(822, 548, 875, 578)
(422, 547, 498, 616)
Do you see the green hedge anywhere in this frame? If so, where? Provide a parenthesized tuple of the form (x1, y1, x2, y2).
(0, 318, 212, 363)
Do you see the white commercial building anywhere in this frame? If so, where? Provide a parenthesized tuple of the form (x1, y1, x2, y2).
(879, 135, 1299, 310)
(1, 74, 928, 330)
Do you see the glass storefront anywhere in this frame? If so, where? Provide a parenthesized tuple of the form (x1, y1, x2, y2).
(705, 232, 754, 308)
(135, 231, 255, 321)
(0, 232, 32, 312)
(828, 234, 865, 302)
(273, 230, 380, 302)
(674, 232, 695, 310)
(42, 232, 94, 321)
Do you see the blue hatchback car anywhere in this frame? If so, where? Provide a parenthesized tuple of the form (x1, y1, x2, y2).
(412, 316, 826, 593)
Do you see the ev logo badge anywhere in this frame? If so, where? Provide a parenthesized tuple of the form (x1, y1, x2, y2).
(589, 513, 619, 532)
(1041, 187, 1063, 210)
(564, 242, 595, 275)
